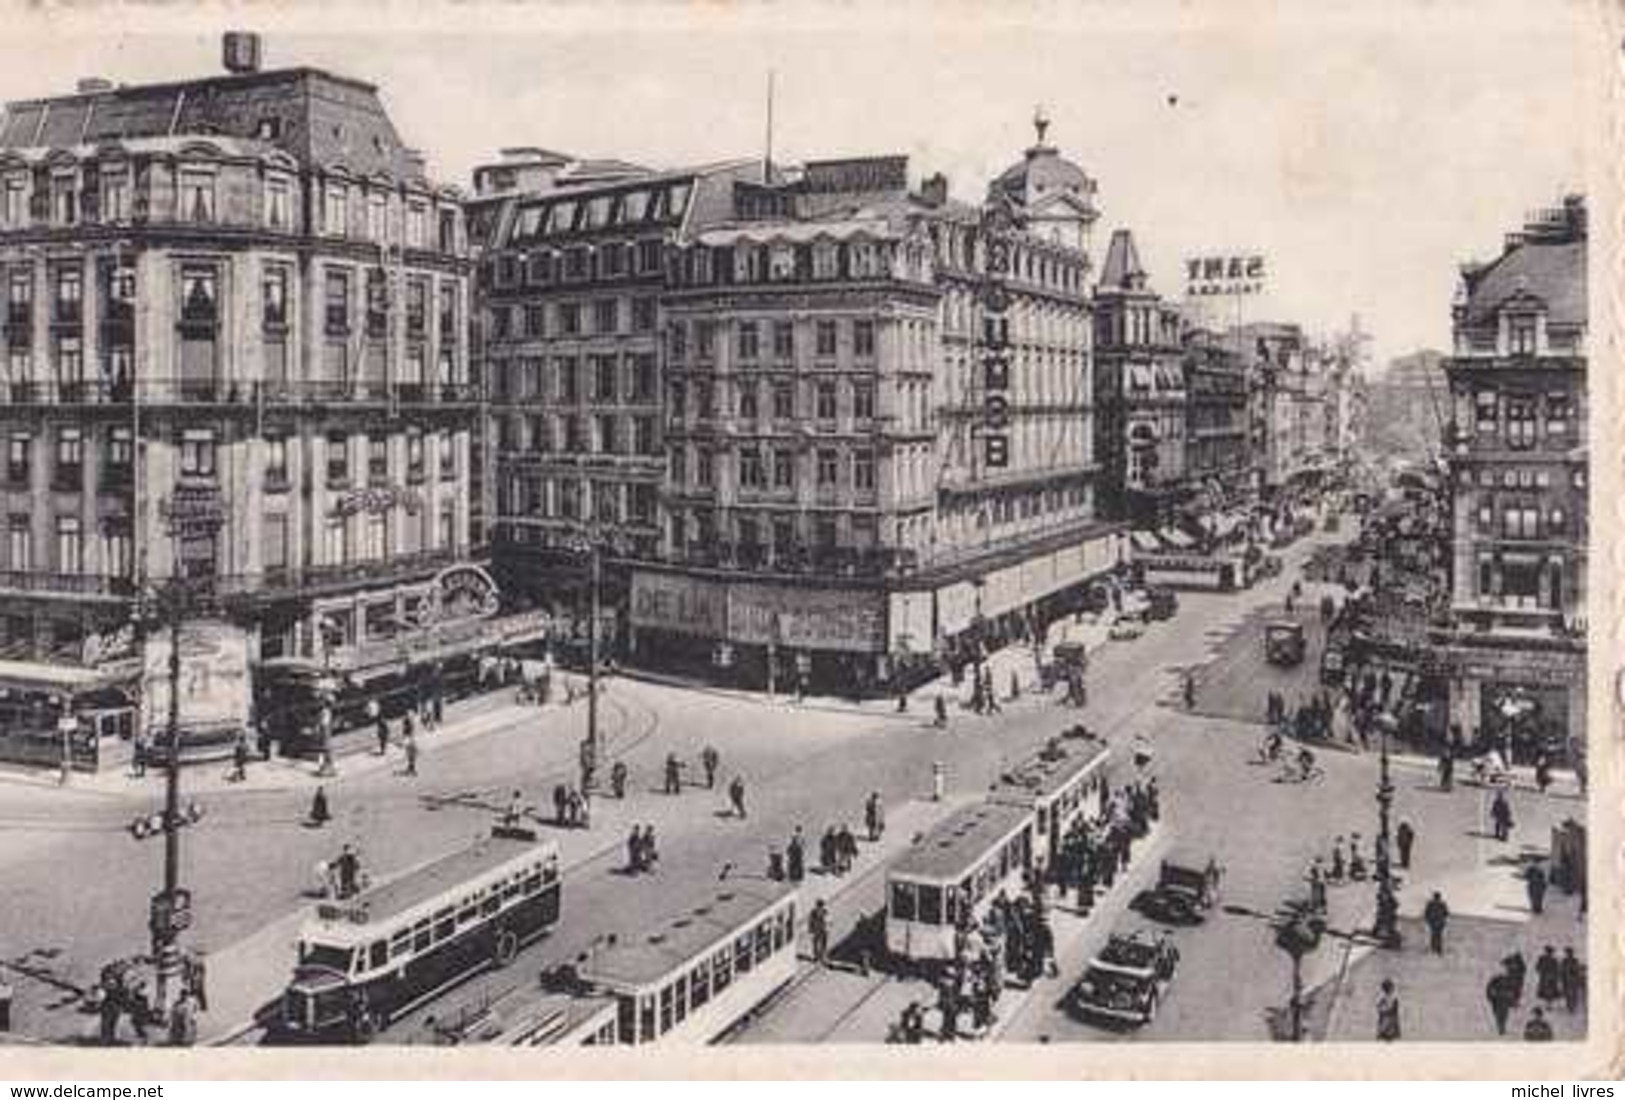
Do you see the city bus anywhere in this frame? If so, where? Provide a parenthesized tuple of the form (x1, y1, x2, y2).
(885, 800, 1034, 965)
(988, 738, 1111, 869)
(578, 881, 800, 1045)
(277, 826, 561, 1042)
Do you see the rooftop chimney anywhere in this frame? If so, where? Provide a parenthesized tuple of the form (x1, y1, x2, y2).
(919, 172, 949, 208)
(223, 32, 263, 75)
(76, 78, 113, 95)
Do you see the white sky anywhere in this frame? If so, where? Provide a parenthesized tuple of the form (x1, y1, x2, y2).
(0, 2, 1595, 369)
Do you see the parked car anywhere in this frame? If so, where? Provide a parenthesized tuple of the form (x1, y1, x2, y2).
(1067, 932, 1178, 1026)
(1146, 587, 1179, 622)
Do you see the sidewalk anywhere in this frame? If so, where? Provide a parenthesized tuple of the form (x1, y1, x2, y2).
(0, 688, 565, 798)
(625, 613, 1113, 728)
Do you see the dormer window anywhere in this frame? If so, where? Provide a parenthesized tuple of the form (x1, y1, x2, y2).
(366, 193, 389, 243)
(101, 169, 129, 223)
(179, 168, 216, 224)
(768, 244, 796, 281)
(1508, 314, 1537, 356)
(265, 176, 291, 231)
(323, 182, 349, 238)
(812, 242, 839, 280)
(51, 172, 78, 226)
(1, 175, 27, 228)
(255, 118, 282, 141)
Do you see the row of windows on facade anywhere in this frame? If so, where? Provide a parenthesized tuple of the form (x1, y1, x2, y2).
(927, 220, 1088, 294)
(667, 237, 929, 289)
(940, 290, 1090, 346)
(4, 515, 131, 578)
(492, 354, 657, 405)
(1095, 306, 1184, 349)
(664, 445, 879, 493)
(670, 511, 881, 555)
(0, 166, 461, 252)
(1472, 496, 1576, 541)
(1472, 555, 1572, 612)
(497, 413, 660, 458)
(937, 483, 1092, 531)
(670, 377, 878, 423)
(1, 261, 461, 354)
(670, 317, 877, 361)
(503, 479, 658, 526)
(0, 498, 460, 580)
(504, 182, 694, 245)
(489, 237, 666, 289)
(1464, 390, 1576, 447)
(0, 427, 459, 490)
(489, 296, 658, 342)
(1458, 316, 1583, 358)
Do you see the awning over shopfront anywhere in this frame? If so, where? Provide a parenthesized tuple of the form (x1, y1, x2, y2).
(1159, 527, 1196, 550)
(1131, 530, 1162, 553)
(0, 658, 133, 695)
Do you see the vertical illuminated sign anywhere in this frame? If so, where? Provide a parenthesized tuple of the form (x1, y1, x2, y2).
(979, 204, 1015, 468)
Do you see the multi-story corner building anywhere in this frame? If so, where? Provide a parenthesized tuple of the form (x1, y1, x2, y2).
(1092, 229, 1189, 526)
(476, 125, 1121, 694)
(1439, 196, 1586, 760)
(0, 33, 484, 764)
(470, 158, 766, 617)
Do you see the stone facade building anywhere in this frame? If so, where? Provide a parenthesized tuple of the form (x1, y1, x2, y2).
(0, 34, 480, 762)
(474, 125, 1121, 693)
(1439, 196, 1587, 760)
(1091, 229, 1189, 526)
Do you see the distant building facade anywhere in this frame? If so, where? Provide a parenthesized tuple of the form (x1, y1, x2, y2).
(1367, 349, 1448, 461)
(1439, 196, 1587, 759)
(1092, 229, 1189, 526)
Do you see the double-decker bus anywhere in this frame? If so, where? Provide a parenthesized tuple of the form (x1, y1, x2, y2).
(277, 826, 561, 1042)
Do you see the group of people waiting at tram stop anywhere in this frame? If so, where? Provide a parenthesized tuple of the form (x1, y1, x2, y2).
(768, 792, 886, 884)
(93, 949, 208, 1047)
(1052, 774, 1158, 914)
(893, 880, 1059, 1043)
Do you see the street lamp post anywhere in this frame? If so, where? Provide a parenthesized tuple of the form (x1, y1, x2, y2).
(586, 540, 601, 783)
(1372, 710, 1402, 948)
(130, 489, 222, 1024)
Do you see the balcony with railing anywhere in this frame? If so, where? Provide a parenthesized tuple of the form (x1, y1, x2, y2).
(215, 547, 469, 603)
(0, 570, 135, 599)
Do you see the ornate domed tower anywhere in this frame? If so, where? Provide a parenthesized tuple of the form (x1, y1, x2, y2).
(988, 108, 1100, 252)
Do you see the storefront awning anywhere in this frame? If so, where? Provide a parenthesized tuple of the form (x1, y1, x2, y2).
(1131, 530, 1161, 553)
(1159, 527, 1196, 549)
(0, 659, 124, 695)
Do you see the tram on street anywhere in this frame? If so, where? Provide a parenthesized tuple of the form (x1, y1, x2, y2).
(572, 881, 800, 1045)
(885, 800, 1034, 964)
(277, 826, 562, 1043)
(491, 992, 621, 1047)
(989, 737, 1111, 869)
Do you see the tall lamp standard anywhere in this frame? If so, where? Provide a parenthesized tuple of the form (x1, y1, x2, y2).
(128, 487, 223, 1023)
(1372, 709, 1402, 948)
(564, 527, 617, 784)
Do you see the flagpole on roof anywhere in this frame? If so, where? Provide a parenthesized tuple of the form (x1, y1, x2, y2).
(763, 69, 775, 184)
